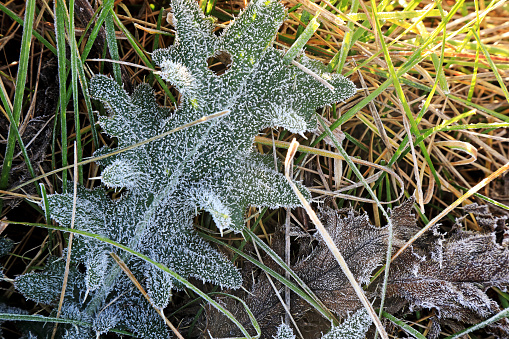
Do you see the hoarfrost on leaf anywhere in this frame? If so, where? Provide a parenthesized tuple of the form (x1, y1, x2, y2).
(387, 199, 509, 338)
(321, 309, 372, 339)
(274, 323, 296, 339)
(17, 0, 356, 337)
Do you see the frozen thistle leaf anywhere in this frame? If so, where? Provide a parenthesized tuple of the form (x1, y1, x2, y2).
(101, 159, 145, 189)
(321, 309, 372, 339)
(274, 323, 296, 339)
(19, 0, 356, 337)
(144, 267, 173, 310)
(159, 59, 200, 103)
(84, 250, 109, 292)
(15, 257, 79, 305)
(270, 106, 309, 134)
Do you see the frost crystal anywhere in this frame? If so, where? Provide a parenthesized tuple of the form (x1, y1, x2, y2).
(16, 0, 355, 337)
(101, 159, 145, 189)
(322, 309, 372, 339)
(274, 323, 296, 339)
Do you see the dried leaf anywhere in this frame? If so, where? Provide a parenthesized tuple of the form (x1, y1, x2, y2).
(292, 206, 388, 318)
(386, 200, 509, 338)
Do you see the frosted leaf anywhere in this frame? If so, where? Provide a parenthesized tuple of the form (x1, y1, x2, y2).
(142, 223, 242, 290)
(93, 305, 121, 336)
(15, 258, 72, 304)
(387, 199, 509, 337)
(270, 106, 309, 134)
(191, 187, 233, 232)
(119, 294, 171, 339)
(90, 75, 170, 146)
(274, 323, 296, 339)
(101, 159, 145, 189)
(145, 266, 173, 309)
(85, 250, 109, 292)
(159, 59, 200, 102)
(292, 207, 388, 317)
(44, 185, 110, 235)
(25, 0, 357, 336)
(321, 309, 372, 339)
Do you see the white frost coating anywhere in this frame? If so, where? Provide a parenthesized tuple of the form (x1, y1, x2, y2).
(85, 250, 108, 292)
(274, 323, 296, 339)
(192, 188, 233, 232)
(270, 105, 308, 134)
(321, 309, 372, 339)
(159, 59, 196, 93)
(29, 0, 357, 337)
(101, 159, 145, 189)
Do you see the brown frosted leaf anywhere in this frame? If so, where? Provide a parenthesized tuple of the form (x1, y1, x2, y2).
(386, 201, 509, 338)
(292, 206, 388, 318)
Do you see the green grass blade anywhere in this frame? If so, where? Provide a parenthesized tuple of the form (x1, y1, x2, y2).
(55, 0, 69, 192)
(68, 0, 83, 183)
(104, 0, 122, 85)
(81, 2, 108, 61)
(328, 0, 359, 72)
(466, 0, 481, 102)
(284, 14, 320, 63)
(0, 0, 38, 204)
(152, 8, 164, 52)
(381, 311, 427, 339)
(471, 28, 509, 103)
(431, 53, 449, 93)
(205, 0, 219, 15)
(295, 10, 311, 38)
